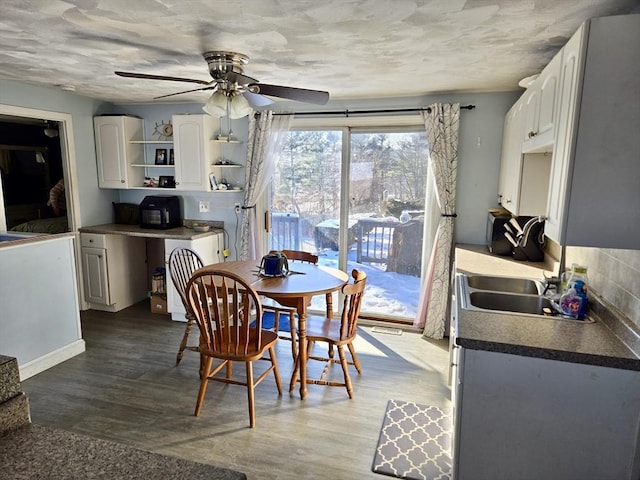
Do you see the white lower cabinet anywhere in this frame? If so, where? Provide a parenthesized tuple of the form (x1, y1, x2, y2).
(453, 348, 640, 480)
(165, 233, 224, 321)
(80, 233, 148, 312)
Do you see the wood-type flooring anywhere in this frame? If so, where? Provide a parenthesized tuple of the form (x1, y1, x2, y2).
(22, 300, 451, 480)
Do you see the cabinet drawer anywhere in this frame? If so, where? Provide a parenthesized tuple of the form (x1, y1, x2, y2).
(81, 233, 107, 249)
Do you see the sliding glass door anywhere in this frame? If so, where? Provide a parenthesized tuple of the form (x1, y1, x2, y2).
(268, 122, 428, 323)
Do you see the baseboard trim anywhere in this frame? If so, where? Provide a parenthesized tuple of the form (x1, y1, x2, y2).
(19, 340, 86, 380)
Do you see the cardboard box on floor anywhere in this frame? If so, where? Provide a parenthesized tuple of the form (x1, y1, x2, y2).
(150, 295, 167, 314)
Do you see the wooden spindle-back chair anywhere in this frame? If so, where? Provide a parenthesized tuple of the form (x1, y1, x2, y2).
(168, 248, 204, 365)
(186, 269, 282, 428)
(289, 269, 367, 398)
(261, 249, 323, 359)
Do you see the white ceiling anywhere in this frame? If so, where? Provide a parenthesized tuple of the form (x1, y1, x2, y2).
(0, 0, 638, 106)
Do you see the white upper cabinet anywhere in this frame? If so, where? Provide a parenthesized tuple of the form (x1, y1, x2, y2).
(545, 15, 640, 248)
(499, 14, 639, 248)
(499, 49, 560, 216)
(522, 51, 562, 153)
(94, 113, 222, 192)
(173, 114, 218, 191)
(498, 98, 551, 217)
(544, 25, 584, 244)
(498, 100, 525, 212)
(94, 116, 144, 188)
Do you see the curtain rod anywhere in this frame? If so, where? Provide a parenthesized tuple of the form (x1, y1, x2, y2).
(271, 104, 475, 117)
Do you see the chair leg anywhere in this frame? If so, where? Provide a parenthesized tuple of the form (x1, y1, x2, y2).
(194, 356, 214, 416)
(176, 316, 195, 365)
(337, 345, 354, 399)
(347, 343, 362, 374)
(289, 353, 299, 392)
(245, 361, 256, 428)
(269, 346, 283, 394)
(199, 353, 206, 380)
(288, 312, 297, 360)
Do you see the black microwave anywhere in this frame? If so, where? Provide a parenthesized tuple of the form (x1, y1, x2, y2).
(139, 195, 182, 229)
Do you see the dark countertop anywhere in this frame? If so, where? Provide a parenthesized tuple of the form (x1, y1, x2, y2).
(455, 244, 640, 371)
(79, 223, 223, 240)
(0, 424, 246, 480)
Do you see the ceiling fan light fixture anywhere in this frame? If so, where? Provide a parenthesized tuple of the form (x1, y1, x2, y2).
(202, 91, 252, 119)
(202, 91, 228, 117)
(227, 94, 252, 119)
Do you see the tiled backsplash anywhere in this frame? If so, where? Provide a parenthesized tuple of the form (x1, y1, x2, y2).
(564, 246, 640, 329)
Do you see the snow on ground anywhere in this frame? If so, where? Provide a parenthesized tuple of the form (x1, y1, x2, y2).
(311, 244, 421, 321)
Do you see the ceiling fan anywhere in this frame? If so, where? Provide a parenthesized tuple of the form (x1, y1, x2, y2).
(115, 51, 329, 117)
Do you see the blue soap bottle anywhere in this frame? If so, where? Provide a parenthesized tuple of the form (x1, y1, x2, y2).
(564, 265, 589, 319)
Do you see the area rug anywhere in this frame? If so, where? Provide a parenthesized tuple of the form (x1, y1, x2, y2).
(372, 400, 452, 480)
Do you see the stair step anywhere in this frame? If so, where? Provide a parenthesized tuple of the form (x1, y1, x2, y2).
(0, 393, 30, 434)
(0, 356, 21, 404)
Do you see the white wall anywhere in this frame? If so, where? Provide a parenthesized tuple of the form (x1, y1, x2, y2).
(0, 235, 85, 378)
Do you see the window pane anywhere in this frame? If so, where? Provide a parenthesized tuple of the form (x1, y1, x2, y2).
(346, 131, 427, 319)
(270, 130, 342, 253)
(269, 128, 427, 323)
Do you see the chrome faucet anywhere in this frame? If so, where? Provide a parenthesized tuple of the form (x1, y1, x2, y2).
(542, 275, 561, 296)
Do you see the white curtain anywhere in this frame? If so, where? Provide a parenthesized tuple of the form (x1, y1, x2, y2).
(240, 111, 293, 261)
(414, 103, 460, 339)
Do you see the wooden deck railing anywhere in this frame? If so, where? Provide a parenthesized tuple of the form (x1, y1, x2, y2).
(270, 213, 300, 251)
(356, 219, 399, 266)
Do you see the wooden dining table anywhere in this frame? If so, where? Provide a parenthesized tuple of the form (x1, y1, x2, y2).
(195, 260, 349, 399)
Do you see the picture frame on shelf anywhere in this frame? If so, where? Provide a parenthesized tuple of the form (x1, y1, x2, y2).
(169, 148, 175, 165)
(209, 173, 218, 190)
(155, 148, 168, 165)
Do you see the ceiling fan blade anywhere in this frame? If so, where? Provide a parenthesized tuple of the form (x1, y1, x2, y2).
(251, 83, 330, 105)
(226, 71, 259, 85)
(154, 85, 217, 100)
(115, 71, 210, 85)
(242, 91, 274, 108)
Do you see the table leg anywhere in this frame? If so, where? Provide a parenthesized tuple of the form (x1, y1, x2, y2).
(297, 299, 308, 400)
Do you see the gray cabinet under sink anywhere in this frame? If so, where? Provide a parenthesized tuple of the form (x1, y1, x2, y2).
(453, 348, 640, 480)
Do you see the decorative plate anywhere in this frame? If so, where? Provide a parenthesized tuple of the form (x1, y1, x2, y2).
(153, 120, 173, 140)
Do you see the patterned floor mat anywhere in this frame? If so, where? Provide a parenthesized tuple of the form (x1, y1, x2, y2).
(372, 400, 452, 480)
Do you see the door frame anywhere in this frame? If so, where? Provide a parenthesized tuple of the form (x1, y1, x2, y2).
(0, 104, 81, 233)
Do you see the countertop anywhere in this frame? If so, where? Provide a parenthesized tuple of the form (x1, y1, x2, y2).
(79, 223, 224, 240)
(454, 244, 640, 371)
(0, 424, 246, 480)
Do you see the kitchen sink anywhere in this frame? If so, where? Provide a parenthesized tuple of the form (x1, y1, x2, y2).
(468, 291, 556, 315)
(464, 274, 544, 295)
(457, 273, 594, 322)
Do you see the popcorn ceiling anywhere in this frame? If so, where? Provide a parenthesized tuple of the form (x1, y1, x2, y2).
(0, 0, 636, 103)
